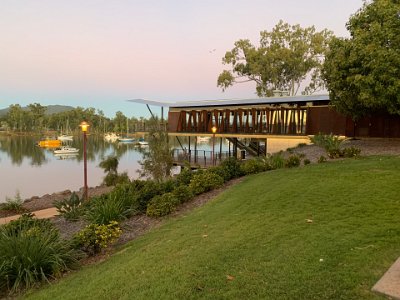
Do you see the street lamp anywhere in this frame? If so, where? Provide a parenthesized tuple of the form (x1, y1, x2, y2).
(79, 121, 90, 201)
(211, 126, 217, 166)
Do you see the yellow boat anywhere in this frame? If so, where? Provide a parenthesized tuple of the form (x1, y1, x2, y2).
(38, 139, 61, 147)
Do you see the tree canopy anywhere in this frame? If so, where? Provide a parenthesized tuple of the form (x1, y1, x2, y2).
(217, 20, 333, 97)
(323, 0, 400, 119)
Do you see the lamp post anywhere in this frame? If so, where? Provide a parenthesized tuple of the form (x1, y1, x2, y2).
(79, 121, 90, 201)
(211, 126, 217, 166)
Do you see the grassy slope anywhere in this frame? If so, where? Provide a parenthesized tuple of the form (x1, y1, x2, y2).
(25, 156, 400, 299)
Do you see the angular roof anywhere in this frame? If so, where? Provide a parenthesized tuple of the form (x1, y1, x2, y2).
(127, 94, 329, 108)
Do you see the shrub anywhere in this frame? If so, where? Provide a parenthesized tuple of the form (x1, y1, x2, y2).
(146, 193, 180, 217)
(303, 158, 311, 165)
(172, 185, 194, 204)
(311, 133, 344, 158)
(267, 152, 286, 170)
(240, 158, 268, 175)
(175, 167, 194, 186)
(103, 172, 130, 186)
(85, 193, 134, 225)
(54, 192, 84, 221)
(219, 157, 244, 179)
(318, 155, 327, 163)
(285, 154, 301, 168)
(110, 183, 140, 212)
(0, 192, 25, 213)
(160, 179, 176, 193)
(189, 172, 224, 195)
(130, 180, 166, 212)
(207, 165, 231, 182)
(0, 214, 80, 293)
(74, 221, 122, 255)
(343, 146, 361, 158)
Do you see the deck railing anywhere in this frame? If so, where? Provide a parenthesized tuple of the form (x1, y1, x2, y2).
(172, 149, 235, 168)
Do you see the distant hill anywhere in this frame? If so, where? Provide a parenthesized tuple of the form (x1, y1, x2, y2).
(0, 105, 75, 117)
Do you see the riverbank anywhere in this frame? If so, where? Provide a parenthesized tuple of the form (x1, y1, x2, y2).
(2, 138, 400, 219)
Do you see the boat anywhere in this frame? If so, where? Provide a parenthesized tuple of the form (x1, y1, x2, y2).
(54, 153, 78, 160)
(38, 139, 61, 148)
(57, 134, 73, 141)
(138, 141, 149, 146)
(54, 146, 79, 154)
(104, 133, 120, 142)
(118, 137, 135, 143)
(117, 119, 135, 143)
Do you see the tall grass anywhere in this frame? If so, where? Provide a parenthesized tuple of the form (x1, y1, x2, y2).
(0, 215, 80, 294)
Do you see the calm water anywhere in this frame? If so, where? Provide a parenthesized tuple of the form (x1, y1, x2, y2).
(0, 135, 308, 203)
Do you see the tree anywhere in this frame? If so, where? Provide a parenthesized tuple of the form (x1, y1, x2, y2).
(218, 20, 333, 97)
(323, 0, 400, 118)
(139, 117, 173, 182)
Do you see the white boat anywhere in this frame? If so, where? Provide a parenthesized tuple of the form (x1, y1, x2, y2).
(54, 153, 78, 160)
(104, 133, 120, 142)
(57, 134, 73, 141)
(138, 141, 149, 146)
(54, 146, 79, 154)
(118, 137, 135, 143)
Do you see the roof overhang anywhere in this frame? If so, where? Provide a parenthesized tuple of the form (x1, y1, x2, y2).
(127, 94, 330, 108)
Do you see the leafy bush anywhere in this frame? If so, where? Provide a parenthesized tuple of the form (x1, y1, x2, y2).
(318, 155, 327, 163)
(267, 152, 286, 170)
(0, 214, 80, 293)
(311, 133, 344, 158)
(175, 167, 194, 186)
(74, 221, 122, 255)
(207, 165, 231, 182)
(189, 172, 224, 195)
(219, 157, 244, 179)
(172, 185, 194, 204)
(343, 146, 361, 158)
(146, 193, 180, 217)
(240, 158, 268, 175)
(54, 192, 84, 221)
(303, 158, 311, 165)
(0, 192, 25, 213)
(85, 193, 134, 225)
(130, 180, 167, 212)
(103, 172, 130, 187)
(159, 179, 176, 193)
(285, 154, 301, 168)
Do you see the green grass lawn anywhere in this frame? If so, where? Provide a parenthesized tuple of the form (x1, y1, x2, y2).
(25, 156, 400, 299)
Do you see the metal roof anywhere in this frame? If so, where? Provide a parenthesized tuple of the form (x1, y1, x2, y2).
(127, 94, 330, 108)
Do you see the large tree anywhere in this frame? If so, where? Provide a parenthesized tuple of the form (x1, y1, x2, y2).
(217, 20, 333, 97)
(323, 0, 400, 119)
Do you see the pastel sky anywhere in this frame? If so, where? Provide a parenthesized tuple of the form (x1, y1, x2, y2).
(0, 0, 364, 118)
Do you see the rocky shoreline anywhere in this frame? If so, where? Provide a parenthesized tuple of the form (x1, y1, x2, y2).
(0, 185, 113, 218)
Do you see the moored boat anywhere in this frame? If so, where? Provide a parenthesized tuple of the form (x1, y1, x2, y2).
(38, 139, 61, 148)
(54, 146, 79, 154)
(104, 133, 120, 142)
(57, 134, 73, 141)
(118, 137, 135, 143)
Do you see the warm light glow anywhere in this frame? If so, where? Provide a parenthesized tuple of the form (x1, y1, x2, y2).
(211, 126, 217, 134)
(79, 121, 90, 132)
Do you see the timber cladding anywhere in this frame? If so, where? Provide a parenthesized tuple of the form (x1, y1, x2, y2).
(168, 105, 400, 138)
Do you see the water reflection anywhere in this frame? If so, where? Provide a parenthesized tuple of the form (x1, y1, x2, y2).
(0, 135, 143, 202)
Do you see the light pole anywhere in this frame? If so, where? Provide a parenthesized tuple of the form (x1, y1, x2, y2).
(211, 126, 217, 166)
(79, 121, 90, 201)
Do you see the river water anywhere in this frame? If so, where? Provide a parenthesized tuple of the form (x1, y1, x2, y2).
(0, 135, 308, 203)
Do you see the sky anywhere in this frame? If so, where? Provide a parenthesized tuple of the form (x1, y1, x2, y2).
(0, 0, 364, 118)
